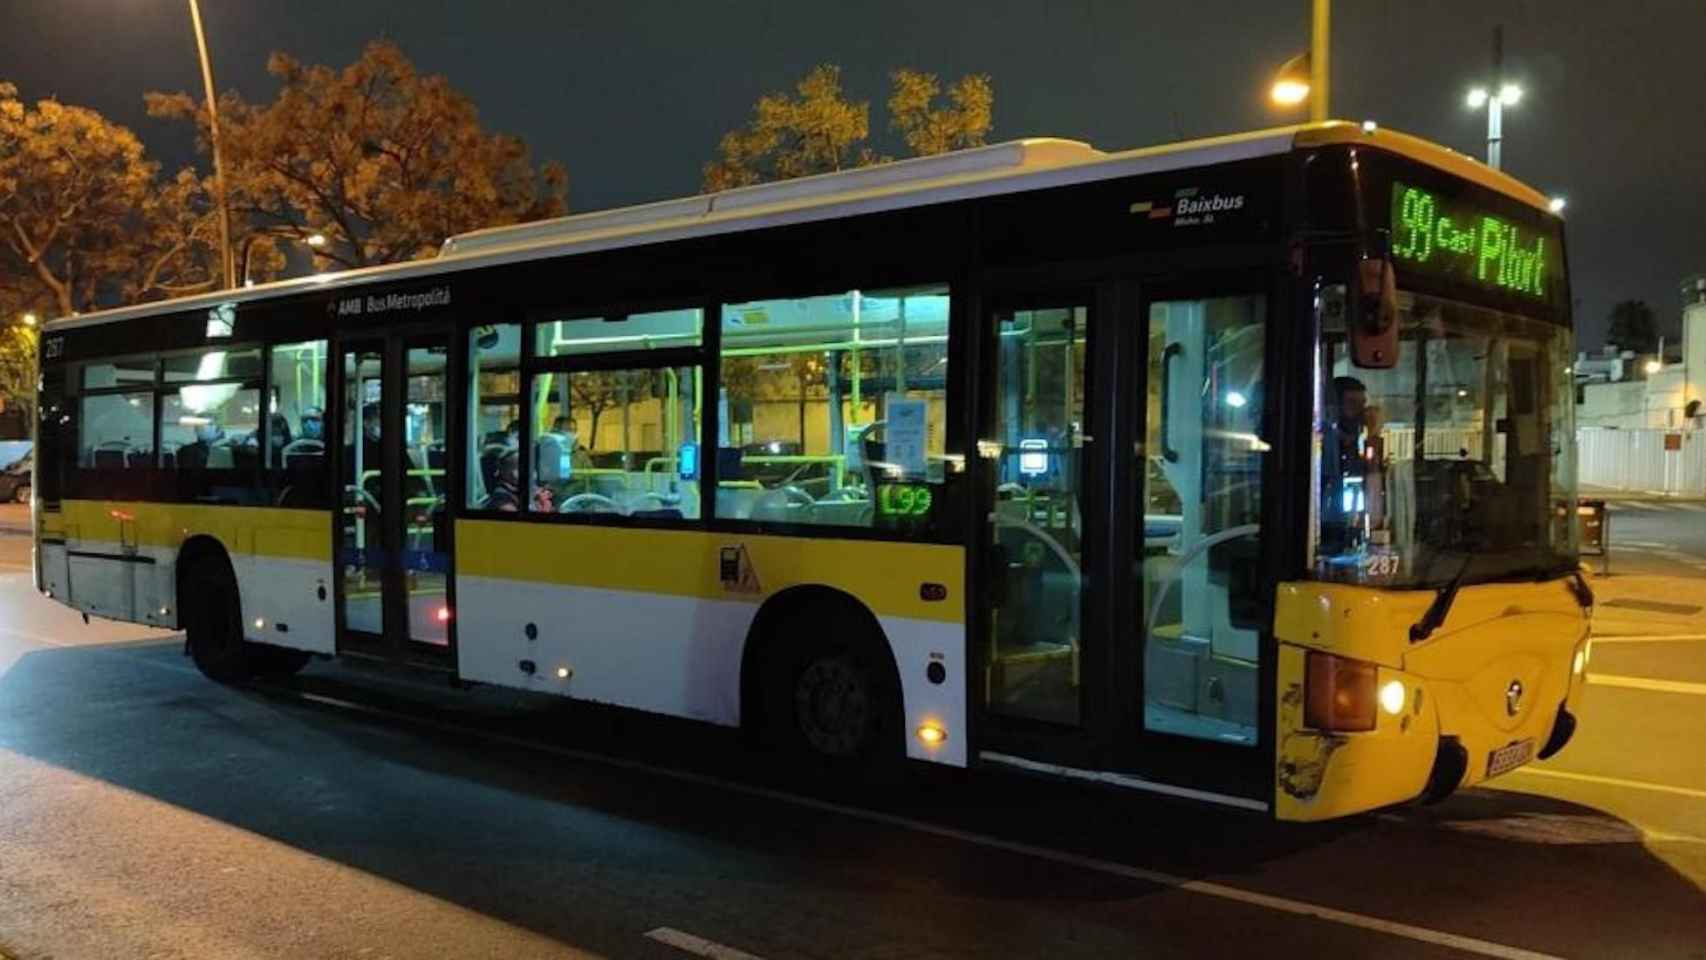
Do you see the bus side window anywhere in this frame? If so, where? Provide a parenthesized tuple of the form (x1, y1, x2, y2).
(270, 340, 329, 508)
(465, 323, 520, 510)
(718, 286, 954, 533)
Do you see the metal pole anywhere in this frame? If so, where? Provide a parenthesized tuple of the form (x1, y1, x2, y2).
(1309, 0, 1330, 122)
(1487, 25, 1504, 170)
(1487, 96, 1502, 170)
(188, 0, 235, 290)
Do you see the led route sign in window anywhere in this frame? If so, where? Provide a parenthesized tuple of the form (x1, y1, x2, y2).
(1389, 182, 1556, 300)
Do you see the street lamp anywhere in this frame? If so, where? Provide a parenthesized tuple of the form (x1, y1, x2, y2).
(1270, 54, 1311, 108)
(20, 314, 36, 328)
(1465, 26, 1521, 170)
(1269, 0, 1331, 122)
(186, 0, 235, 290)
(1548, 196, 1567, 214)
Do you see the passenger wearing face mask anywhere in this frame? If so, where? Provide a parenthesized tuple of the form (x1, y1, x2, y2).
(177, 418, 224, 471)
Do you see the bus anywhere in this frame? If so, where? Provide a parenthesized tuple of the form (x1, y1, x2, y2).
(30, 121, 1590, 821)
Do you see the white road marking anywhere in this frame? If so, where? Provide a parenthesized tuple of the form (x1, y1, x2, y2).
(1509, 766, 1706, 802)
(646, 928, 766, 960)
(1588, 633, 1706, 644)
(1586, 673, 1706, 696)
(289, 691, 1562, 960)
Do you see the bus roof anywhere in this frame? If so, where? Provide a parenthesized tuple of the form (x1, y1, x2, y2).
(42, 121, 1553, 334)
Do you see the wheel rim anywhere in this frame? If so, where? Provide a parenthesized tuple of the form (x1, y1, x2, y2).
(794, 655, 871, 757)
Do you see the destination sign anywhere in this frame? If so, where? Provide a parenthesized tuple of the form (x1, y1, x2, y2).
(1388, 182, 1560, 302)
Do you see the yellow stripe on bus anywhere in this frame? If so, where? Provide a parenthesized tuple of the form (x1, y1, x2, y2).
(455, 519, 965, 624)
(57, 499, 333, 562)
(47, 502, 964, 624)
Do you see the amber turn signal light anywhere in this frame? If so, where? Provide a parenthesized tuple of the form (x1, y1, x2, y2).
(1305, 651, 1378, 732)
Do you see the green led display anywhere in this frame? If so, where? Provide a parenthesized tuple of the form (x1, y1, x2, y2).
(876, 483, 934, 517)
(1389, 182, 1556, 300)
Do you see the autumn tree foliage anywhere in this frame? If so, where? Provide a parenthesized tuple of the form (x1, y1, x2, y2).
(703, 64, 994, 191)
(888, 69, 995, 157)
(0, 82, 227, 317)
(149, 41, 567, 271)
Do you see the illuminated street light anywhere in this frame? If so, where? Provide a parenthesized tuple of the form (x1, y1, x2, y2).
(1269, 0, 1330, 122)
(306, 233, 327, 248)
(1645, 359, 1663, 375)
(1548, 196, 1567, 214)
(20, 313, 37, 328)
(1465, 26, 1523, 170)
(1271, 54, 1311, 107)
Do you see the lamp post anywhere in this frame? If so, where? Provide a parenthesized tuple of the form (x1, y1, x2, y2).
(187, 0, 235, 290)
(1270, 0, 1331, 121)
(1465, 25, 1521, 170)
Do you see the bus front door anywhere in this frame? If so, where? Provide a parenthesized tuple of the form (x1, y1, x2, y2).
(334, 330, 456, 665)
(976, 274, 1275, 810)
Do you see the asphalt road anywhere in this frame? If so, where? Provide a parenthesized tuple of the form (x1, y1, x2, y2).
(1592, 499, 1706, 578)
(1, 506, 1703, 960)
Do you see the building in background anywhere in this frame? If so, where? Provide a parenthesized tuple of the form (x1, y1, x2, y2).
(1574, 277, 1705, 430)
(1575, 274, 1706, 494)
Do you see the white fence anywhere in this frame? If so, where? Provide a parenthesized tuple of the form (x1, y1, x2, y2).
(1577, 427, 1706, 495)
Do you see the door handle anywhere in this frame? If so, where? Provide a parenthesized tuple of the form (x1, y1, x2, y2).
(1159, 342, 1183, 463)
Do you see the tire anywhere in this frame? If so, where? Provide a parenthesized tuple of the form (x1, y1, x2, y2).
(250, 645, 312, 677)
(182, 556, 253, 683)
(764, 613, 901, 768)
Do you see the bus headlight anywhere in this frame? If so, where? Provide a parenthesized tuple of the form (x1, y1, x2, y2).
(1378, 680, 1407, 716)
(1305, 652, 1379, 732)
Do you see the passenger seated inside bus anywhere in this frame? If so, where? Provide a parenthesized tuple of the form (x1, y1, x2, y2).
(481, 448, 541, 512)
(176, 418, 226, 470)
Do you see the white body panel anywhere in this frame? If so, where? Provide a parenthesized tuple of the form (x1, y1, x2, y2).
(53, 539, 336, 655)
(454, 574, 968, 766)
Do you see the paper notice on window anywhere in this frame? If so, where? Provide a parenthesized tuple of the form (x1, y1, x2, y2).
(886, 394, 928, 479)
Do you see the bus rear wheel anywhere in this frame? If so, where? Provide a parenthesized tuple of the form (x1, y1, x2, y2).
(182, 557, 253, 684)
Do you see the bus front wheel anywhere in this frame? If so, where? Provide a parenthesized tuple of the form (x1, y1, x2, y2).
(764, 617, 902, 769)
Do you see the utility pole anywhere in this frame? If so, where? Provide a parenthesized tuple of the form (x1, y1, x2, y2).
(1310, 0, 1330, 123)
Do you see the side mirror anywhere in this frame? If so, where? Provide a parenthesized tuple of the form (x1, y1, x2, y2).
(1350, 258, 1399, 369)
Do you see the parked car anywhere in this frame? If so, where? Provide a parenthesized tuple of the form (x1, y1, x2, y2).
(0, 452, 32, 504)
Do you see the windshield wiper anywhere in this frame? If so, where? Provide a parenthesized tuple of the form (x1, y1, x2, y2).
(1410, 553, 1474, 643)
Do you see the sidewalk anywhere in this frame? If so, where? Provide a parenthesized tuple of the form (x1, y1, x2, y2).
(1579, 484, 1706, 504)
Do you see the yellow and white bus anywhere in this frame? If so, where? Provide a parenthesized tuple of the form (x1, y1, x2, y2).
(31, 122, 1590, 820)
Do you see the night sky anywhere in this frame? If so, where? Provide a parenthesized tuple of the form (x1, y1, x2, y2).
(3, 0, 1702, 347)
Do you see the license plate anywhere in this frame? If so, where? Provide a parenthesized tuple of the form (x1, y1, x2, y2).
(1486, 738, 1536, 778)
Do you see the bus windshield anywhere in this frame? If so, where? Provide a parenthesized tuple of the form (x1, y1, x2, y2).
(1311, 291, 1578, 588)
